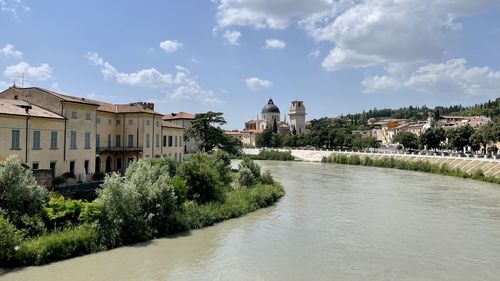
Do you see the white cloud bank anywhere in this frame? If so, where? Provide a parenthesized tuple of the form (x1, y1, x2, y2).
(85, 52, 222, 105)
(246, 76, 273, 91)
(1, 44, 23, 59)
(264, 39, 286, 49)
(159, 40, 183, 53)
(222, 30, 241, 45)
(3, 61, 53, 81)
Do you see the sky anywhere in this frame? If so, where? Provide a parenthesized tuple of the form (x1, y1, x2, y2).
(1, 0, 500, 129)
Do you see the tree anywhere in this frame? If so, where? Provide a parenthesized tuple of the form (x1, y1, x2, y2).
(393, 132, 418, 151)
(256, 128, 273, 147)
(0, 156, 48, 227)
(446, 125, 475, 152)
(419, 127, 445, 151)
(185, 112, 241, 154)
(272, 119, 278, 133)
(470, 122, 499, 154)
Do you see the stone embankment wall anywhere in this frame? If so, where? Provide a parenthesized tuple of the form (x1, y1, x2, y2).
(243, 148, 500, 178)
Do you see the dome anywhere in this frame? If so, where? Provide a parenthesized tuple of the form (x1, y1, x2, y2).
(261, 98, 280, 114)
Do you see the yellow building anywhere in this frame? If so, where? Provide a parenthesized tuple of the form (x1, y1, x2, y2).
(163, 112, 196, 155)
(162, 121, 185, 163)
(0, 86, 185, 181)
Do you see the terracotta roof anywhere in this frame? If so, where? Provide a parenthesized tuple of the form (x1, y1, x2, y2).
(162, 121, 184, 129)
(0, 99, 64, 119)
(91, 100, 162, 115)
(163, 112, 195, 120)
(5, 87, 101, 106)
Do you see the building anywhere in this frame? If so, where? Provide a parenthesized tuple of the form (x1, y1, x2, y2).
(0, 85, 185, 183)
(162, 112, 197, 155)
(288, 100, 306, 135)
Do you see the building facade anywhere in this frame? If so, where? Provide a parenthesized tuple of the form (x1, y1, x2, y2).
(0, 86, 185, 183)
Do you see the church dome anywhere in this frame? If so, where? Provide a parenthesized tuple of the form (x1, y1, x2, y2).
(261, 98, 280, 113)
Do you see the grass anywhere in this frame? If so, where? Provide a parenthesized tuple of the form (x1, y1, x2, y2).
(322, 153, 500, 184)
(244, 149, 295, 161)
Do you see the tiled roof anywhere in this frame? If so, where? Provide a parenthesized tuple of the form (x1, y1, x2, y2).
(163, 112, 195, 120)
(162, 121, 184, 129)
(92, 100, 162, 115)
(10, 87, 100, 106)
(0, 99, 64, 119)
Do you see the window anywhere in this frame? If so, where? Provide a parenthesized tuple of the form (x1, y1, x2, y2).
(96, 134, 100, 148)
(108, 119, 112, 125)
(156, 121, 160, 127)
(50, 131, 58, 149)
(168, 136, 173, 147)
(146, 120, 150, 126)
(128, 119, 133, 125)
(116, 135, 121, 147)
(107, 134, 111, 148)
(85, 112, 91, 120)
(32, 130, 41, 149)
(175, 135, 178, 147)
(11, 130, 20, 149)
(163, 135, 167, 147)
(84, 160, 89, 174)
(85, 132, 91, 149)
(70, 131, 77, 149)
(146, 134, 150, 148)
(156, 134, 160, 147)
(50, 162, 56, 177)
(69, 161, 75, 175)
(116, 119, 121, 125)
(174, 153, 177, 162)
(128, 135, 134, 148)
(97, 118, 101, 124)
(116, 158, 122, 170)
(71, 111, 77, 119)
(32, 163, 39, 169)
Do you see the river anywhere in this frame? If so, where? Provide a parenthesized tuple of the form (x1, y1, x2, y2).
(2, 161, 500, 281)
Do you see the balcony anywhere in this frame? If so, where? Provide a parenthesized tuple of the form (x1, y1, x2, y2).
(96, 146, 143, 153)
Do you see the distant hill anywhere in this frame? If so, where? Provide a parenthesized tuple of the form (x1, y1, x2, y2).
(346, 98, 499, 124)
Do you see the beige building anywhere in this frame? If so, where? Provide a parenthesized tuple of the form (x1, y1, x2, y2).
(0, 86, 185, 182)
(163, 112, 196, 155)
(162, 121, 185, 162)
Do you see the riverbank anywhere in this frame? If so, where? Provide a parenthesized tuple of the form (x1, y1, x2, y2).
(0, 154, 285, 267)
(322, 153, 500, 184)
(242, 148, 500, 179)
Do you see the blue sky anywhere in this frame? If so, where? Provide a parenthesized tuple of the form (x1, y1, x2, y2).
(1, 0, 500, 129)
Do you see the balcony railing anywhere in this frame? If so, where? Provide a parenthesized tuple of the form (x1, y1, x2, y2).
(96, 146, 143, 153)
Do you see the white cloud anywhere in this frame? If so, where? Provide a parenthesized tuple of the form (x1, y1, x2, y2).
(264, 39, 286, 49)
(322, 47, 385, 71)
(362, 58, 500, 97)
(85, 52, 222, 105)
(3, 61, 53, 81)
(308, 48, 321, 58)
(1, 44, 23, 59)
(1, 0, 30, 19)
(214, 0, 500, 71)
(159, 40, 184, 53)
(246, 77, 273, 91)
(223, 30, 241, 45)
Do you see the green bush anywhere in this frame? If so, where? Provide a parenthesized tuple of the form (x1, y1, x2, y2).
(323, 153, 500, 184)
(169, 176, 188, 205)
(260, 170, 275, 185)
(44, 194, 85, 230)
(239, 168, 257, 187)
(239, 158, 261, 181)
(19, 214, 46, 238)
(252, 150, 294, 161)
(178, 153, 226, 204)
(0, 156, 48, 227)
(14, 226, 99, 265)
(53, 176, 66, 186)
(149, 156, 177, 177)
(0, 214, 22, 265)
(174, 183, 285, 231)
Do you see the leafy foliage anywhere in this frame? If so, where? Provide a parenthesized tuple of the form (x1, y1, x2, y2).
(0, 214, 22, 264)
(0, 156, 48, 227)
(239, 168, 257, 187)
(393, 132, 418, 150)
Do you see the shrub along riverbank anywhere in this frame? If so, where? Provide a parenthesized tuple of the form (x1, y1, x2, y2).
(322, 153, 500, 184)
(0, 153, 284, 267)
(243, 149, 295, 161)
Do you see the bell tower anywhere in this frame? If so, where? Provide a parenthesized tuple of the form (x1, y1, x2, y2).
(288, 100, 306, 135)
